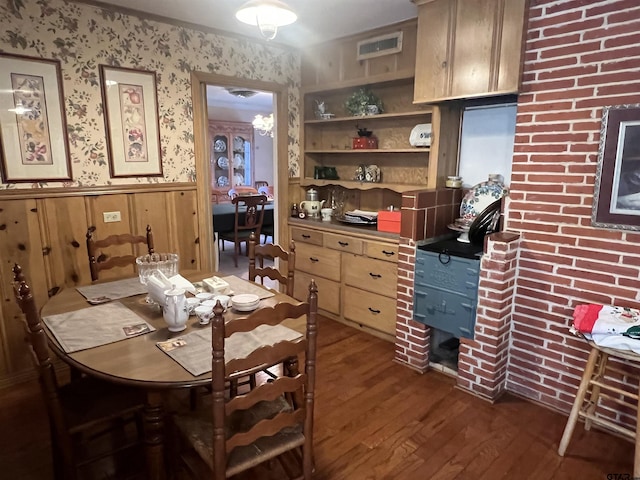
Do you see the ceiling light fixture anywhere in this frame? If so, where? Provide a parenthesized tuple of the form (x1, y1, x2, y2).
(225, 87, 259, 98)
(235, 0, 297, 41)
(252, 113, 274, 137)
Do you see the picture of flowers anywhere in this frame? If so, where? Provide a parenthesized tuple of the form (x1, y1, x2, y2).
(100, 66, 162, 177)
(0, 54, 71, 182)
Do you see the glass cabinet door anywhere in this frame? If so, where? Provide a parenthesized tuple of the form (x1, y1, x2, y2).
(231, 135, 251, 186)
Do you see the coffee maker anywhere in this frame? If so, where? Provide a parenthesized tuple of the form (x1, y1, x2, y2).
(299, 188, 325, 218)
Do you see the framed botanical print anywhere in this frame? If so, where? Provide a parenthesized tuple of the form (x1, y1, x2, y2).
(99, 65, 163, 178)
(0, 53, 72, 183)
(592, 104, 640, 230)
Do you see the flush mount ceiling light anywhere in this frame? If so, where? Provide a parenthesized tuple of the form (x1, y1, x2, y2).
(252, 113, 274, 137)
(235, 0, 297, 41)
(225, 87, 259, 98)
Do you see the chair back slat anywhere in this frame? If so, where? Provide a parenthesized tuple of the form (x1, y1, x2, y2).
(226, 340, 307, 377)
(225, 374, 306, 414)
(225, 302, 308, 336)
(225, 409, 306, 454)
(248, 232, 296, 296)
(86, 225, 154, 281)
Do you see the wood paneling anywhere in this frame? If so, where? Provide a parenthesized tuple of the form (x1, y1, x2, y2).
(0, 184, 201, 386)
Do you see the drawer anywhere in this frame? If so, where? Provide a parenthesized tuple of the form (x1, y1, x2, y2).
(294, 270, 340, 315)
(295, 243, 341, 281)
(413, 286, 477, 339)
(415, 250, 479, 297)
(343, 286, 396, 335)
(324, 232, 363, 255)
(291, 227, 323, 246)
(343, 254, 397, 298)
(364, 240, 398, 263)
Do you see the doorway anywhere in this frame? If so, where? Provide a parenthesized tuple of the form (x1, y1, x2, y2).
(191, 72, 288, 272)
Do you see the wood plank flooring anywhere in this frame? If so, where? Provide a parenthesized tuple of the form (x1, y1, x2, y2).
(1, 317, 634, 479)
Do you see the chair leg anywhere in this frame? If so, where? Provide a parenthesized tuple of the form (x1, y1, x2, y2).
(558, 346, 600, 456)
(584, 351, 607, 431)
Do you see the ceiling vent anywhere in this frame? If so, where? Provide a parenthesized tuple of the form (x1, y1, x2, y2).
(356, 31, 403, 61)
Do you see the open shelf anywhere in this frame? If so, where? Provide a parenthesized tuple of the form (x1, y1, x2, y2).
(300, 177, 427, 192)
(305, 148, 430, 154)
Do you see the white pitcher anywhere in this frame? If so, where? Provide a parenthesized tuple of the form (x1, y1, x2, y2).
(163, 286, 189, 332)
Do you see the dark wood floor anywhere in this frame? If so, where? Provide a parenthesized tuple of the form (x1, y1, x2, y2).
(1, 317, 634, 479)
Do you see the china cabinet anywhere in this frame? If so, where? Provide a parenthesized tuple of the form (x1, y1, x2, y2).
(413, 0, 528, 104)
(209, 121, 253, 203)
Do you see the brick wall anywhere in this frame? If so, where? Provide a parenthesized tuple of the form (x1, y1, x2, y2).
(508, 0, 640, 413)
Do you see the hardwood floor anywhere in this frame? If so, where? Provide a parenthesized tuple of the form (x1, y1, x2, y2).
(1, 317, 633, 479)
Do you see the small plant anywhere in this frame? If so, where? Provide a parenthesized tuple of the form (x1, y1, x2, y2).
(345, 88, 383, 116)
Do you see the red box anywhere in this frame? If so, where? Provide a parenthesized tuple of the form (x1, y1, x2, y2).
(377, 210, 401, 233)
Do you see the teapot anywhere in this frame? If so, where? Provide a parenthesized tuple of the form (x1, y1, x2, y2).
(299, 199, 325, 218)
(162, 286, 189, 332)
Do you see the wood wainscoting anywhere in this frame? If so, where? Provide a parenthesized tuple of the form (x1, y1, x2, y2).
(0, 183, 202, 388)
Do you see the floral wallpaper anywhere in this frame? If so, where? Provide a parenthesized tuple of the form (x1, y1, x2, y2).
(0, 0, 300, 189)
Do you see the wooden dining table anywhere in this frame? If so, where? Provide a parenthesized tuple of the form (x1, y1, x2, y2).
(40, 272, 300, 480)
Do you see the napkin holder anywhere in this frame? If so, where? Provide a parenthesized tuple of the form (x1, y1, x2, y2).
(203, 276, 230, 295)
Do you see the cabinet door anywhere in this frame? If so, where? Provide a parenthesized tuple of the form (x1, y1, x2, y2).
(294, 270, 340, 315)
(211, 134, 231, 189)
(414, 287, 476, 339)
(231, 134, 250, 187)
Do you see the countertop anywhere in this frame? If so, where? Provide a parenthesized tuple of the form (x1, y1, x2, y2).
(288, 217, 399, 241)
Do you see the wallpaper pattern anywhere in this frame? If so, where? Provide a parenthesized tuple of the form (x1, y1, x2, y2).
(0, 0, 300, 188)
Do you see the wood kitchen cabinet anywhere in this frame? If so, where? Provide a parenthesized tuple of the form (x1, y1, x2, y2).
(413, 0, 528, 104)
(208, 120, 253, 203)
(290, 222, 399, 340)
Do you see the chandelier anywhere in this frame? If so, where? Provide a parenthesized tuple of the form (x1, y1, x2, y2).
(252, 113, 274, 137)
(235, 0, 297, 41)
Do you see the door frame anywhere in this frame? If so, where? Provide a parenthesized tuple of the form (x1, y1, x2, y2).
(191, 71, 288, 271)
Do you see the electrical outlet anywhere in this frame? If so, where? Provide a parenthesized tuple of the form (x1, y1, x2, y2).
(103, 211, 121, 223)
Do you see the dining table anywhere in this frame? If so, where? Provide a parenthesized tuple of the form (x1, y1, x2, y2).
(40, 271, 303, 480)
(212, 201, 275, 233)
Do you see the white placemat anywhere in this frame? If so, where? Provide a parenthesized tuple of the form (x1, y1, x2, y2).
(157, 324, 302, 376)
(76, 277, 147, 304)
(43, 302, 156, 353)
(221, 275, 275, 300)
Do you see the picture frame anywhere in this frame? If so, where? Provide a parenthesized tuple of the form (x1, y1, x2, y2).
(592, 104, 640, 231)
(99, 65, 163, 178)
(0, 53, 72, 183)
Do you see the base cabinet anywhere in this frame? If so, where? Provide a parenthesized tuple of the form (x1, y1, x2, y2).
(291, 222, 398, 339)
(413, 249, 480, 339)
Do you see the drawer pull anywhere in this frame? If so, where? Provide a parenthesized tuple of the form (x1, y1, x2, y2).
(309, 257, 319, 263)
(369, 272, 382, 279)
(338, 241, 349, 247)
(368, 307, 381, 314)
(381, 250, 396, 256)
(302, 234, 311, 239)
(438, 252, 451, 265)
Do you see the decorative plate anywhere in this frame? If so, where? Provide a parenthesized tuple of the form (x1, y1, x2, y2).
(217, 156, 229, 169)
(217, 176, 229, 187)
(214, 138, 226, 152)
(233, 174, 244, 186)
(459, 180, 507, 224)
(335, 215, 377, 225)
(233, 154, 243, 168)
(233, 136, 244, 151)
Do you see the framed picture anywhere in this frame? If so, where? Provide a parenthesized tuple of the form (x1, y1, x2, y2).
(99, 66, 163, 178)
(593, 104, 640, 230)
(0, 53, 72, 183)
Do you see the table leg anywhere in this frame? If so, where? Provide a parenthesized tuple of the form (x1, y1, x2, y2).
(143, 390, 166, 480)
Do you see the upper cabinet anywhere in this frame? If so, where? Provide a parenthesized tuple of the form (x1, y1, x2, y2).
(209, 121, 254, 202)
(413, 0, 528, 104)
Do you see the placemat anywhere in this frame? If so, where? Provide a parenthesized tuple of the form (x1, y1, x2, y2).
(43, 302, 156, 353)
(76, 277, 147, 304)
(221, 275, 276, 299)
(157, 324, 302, 376)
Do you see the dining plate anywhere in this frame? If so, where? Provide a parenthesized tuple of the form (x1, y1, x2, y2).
(459, 180, 507, 224)
(233, 154, 243, 168)
(217, 156, 229, 169)
(233, 174, 244, 186)
(233, 136, 244, 151)
(335, 215, 377, 225)
(217, 176, 229, 187)
(214, 138, 226, 152)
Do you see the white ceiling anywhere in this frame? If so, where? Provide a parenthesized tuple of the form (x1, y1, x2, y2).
(90, 0, 418, 48)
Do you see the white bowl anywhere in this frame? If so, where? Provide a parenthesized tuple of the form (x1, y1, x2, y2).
(231, 294, 260, 306)
(232, 302, 260, 312)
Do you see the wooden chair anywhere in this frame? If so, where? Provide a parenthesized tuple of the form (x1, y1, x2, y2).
(227, 186, 259, 199)
(558, 339, 640, 477)
(173, 280, 318, 480)
(11, 264, 145, 480)
(248, 231, 295, 296)
(219, 195, 267, 267)
(254, 180, 269, 189)
(86, 224, 154, 281)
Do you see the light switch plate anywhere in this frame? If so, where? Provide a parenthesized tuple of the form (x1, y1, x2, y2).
(103, 211, 121, 223)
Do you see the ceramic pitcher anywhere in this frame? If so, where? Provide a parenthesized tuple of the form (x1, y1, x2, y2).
(163, 286, 189, 332)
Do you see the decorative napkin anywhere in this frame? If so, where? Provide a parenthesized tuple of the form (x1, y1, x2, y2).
(572, 304, 640, 354)
(43, 302, 155, 353)
(221, 275, 275, 299)
(76, 277, 147, 304)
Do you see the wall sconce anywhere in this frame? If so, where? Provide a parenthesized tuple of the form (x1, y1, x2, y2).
(252, 113, 274, 137)
(235, 0, 297, 41)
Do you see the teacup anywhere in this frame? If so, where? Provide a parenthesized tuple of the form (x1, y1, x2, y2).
(186, 297, 200, 315)
(321, 208, 333, 221)
(196, 292, 214, 301)
(213, 295, 230, 309)
(201, 299, 217, 308)
(194, 305, 213, 325)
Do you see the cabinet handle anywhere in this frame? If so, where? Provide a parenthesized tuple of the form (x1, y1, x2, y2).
(369, 272, 382, 279)
(309, 257, 319, 263)
(302, 234, 311, 239)
(338, 241, 349, 247)
(368, 307, 381, 314)
(382, 250, 395, 256)
(438, 252, 451, 265)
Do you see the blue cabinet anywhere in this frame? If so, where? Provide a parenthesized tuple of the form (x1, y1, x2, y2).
(413, 249, 480, 339)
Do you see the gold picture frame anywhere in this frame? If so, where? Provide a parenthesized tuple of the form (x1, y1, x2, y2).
(100, 65, 163, 178)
